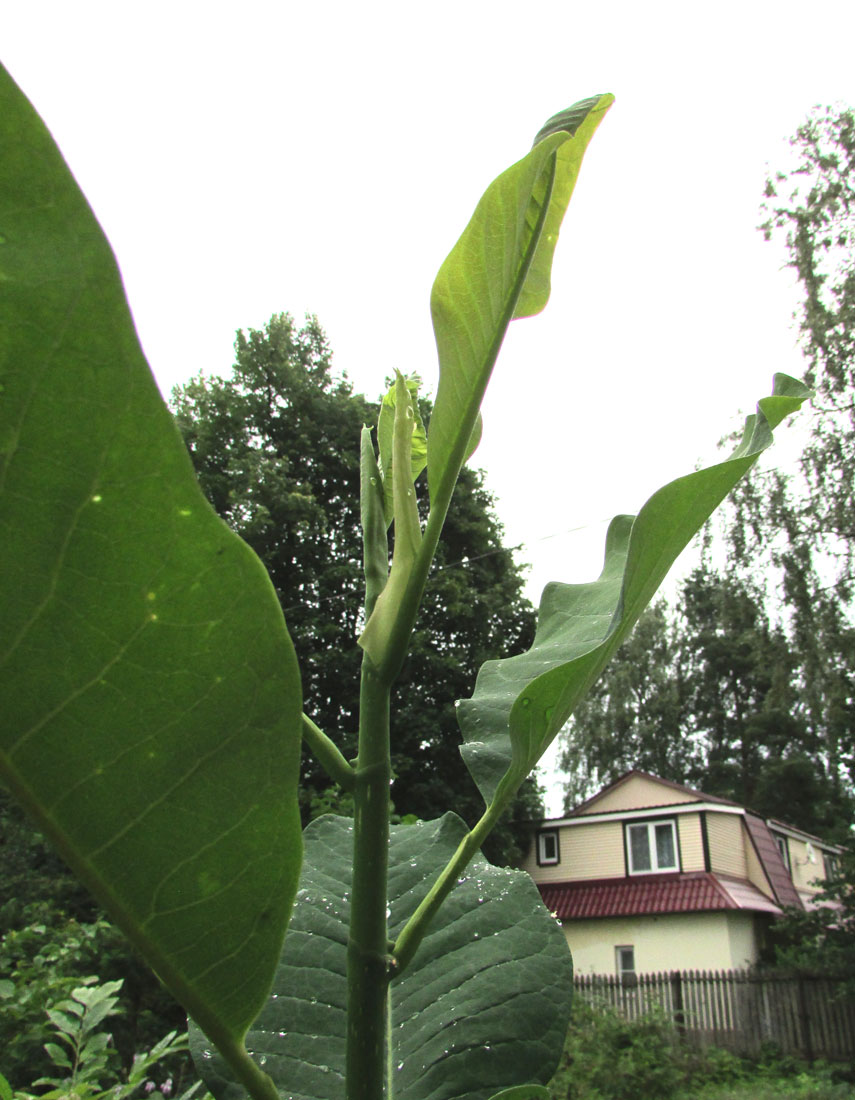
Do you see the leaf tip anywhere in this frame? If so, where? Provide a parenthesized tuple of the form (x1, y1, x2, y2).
(533, 94, 615, 147)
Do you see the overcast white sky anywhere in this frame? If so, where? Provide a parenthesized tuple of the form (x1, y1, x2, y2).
(4, 2, 853, 808)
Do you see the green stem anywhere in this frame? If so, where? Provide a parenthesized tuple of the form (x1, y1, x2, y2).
(372, 154, 558, 688)
(301, 713, 357, 791)
(346, 662, 392, 1100)
(216, 1037, 281, 1100)
(391, 798, 506, 976)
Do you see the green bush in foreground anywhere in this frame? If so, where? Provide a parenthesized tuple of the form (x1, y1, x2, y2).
(548, 1001, 855, 1100)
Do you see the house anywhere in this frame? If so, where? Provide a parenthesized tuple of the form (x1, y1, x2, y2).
(520, 770, 843, 979)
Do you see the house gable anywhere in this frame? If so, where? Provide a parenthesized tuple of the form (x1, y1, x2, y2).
(571, 770, 737, 816)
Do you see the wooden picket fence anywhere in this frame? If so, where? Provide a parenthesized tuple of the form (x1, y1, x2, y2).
(573, 969, 855, 1061)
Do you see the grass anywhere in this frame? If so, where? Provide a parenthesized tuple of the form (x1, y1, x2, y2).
(678, 1073, 855, 1100)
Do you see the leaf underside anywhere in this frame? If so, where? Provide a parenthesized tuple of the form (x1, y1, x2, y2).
(458, 374, 812, 810)
(192, 815, 574, 1100)
(426, 94, 614, 518)
(0, 63, 303, 1044)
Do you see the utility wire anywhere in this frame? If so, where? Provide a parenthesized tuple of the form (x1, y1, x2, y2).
(280, 520, 612, 616)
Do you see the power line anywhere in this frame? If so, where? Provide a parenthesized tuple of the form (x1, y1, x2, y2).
(280, 519, 612, 616)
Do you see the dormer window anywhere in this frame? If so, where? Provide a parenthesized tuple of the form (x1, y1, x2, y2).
(626, 819, 678, 874)
(537, 829, 560, 866)
(773, 832, 791, 872)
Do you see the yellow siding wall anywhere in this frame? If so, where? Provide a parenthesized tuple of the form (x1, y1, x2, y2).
(580, 774, 699, 814)
(706, 812, 747, 878)
(521, 821, 625, 883)
(788, 838, 825, 893)
(565, 911, 760, 975)
(677, 814, 705, 871)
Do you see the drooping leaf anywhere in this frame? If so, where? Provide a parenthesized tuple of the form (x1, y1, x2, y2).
(458, 374, 812, 810)
(0, 61, 303, 1056)
(426, 95, 614, 518)
(192, 814, 573, 1100)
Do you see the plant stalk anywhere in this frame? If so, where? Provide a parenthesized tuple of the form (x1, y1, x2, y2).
(346, 661, 392, 1100)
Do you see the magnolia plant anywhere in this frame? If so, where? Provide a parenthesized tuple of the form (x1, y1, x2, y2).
(0, 66, 809, 1100)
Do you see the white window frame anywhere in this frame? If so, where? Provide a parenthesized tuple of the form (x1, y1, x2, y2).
(616, 945, 636, 984)
(773, 833, 791, 872)
(625, 819, 678, 875)
(537, 829, 560, 866)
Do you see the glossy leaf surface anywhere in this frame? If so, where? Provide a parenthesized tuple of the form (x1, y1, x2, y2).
(458, 374, 812, 809)
(0, 64, 303, 1048)
(192, 815, 574, 1100)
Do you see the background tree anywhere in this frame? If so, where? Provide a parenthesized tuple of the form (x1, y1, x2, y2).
(560, 106, 855, 842)
(559, 565, 843, 832)
(559, 600, 694, 808)
(170, 312, 542, 863)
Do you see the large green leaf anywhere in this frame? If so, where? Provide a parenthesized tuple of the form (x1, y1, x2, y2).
(458, 374, 812, 809)
(0, 63, 303, 1055)
(426, 95, 613, 516)
(192, 815, 574, 1100)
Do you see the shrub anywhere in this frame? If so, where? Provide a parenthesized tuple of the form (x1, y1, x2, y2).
(549, 999, 687, 1100)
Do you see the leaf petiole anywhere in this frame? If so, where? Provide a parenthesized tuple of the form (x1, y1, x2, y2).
(301, 713, 357, 791)
(390, 796, 507, 975)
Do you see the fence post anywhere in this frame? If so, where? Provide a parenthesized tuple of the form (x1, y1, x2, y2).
(796, 973, 814, 1063)
(670, 970, 685, 1038)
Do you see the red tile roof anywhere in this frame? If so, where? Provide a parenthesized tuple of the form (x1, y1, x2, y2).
(538, 872, 782, 920)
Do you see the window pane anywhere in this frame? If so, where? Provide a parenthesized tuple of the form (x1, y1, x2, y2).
(655, 823, 675, 868)
(617, 946, 635, 973)
(629, 825, 651, 871)
(540, 832, 557, 862)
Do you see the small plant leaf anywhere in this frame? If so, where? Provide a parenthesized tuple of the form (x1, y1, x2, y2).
(42, 1043, 73, 1070)
(426, 95, 613, 519)
(191, 814, 573, 1100)
(0, 62, 303, 1058)
(458, 374, 812, 810)
(46, 1010, 80, 1036)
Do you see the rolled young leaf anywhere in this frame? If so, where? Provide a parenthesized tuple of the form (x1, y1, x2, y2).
(458, 374, 812, 811)
(192, 814, 573, 1100)
(0, 62, 303, 1069)
(377, 373, 428, 527)
(360, 372, 424, 665)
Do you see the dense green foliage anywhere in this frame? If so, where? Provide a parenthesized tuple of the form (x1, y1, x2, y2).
(548, 1002, 855, 1100)
(0, 901, 190, 1093)
(169, 314, 542, 862)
